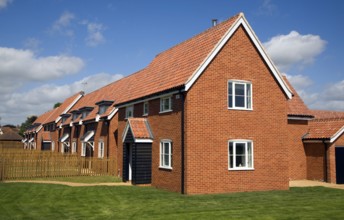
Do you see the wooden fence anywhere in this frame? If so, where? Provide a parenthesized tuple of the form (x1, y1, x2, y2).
(0, 149, 117, 181)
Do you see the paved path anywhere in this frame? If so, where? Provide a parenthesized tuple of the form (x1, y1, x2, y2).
(3, 180, 131, 187)
(290, 180, 344, 190)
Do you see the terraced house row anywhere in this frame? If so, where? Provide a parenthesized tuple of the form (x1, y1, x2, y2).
(24, 13, 344, 194)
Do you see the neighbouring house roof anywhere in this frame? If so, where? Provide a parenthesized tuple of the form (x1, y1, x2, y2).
(311, 110, 344, 120)
(41, 131, 51, 142)
(64, 13, 292, 124)
(0, 127, 23, 141)
(303, 118, 344, 143)
(122, 118, 153, 143)
(283, 76, 313, 119)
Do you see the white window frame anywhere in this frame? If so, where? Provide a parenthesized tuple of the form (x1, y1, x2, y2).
(98, 141, 105, 158)
(126, 105, 134, 118)
(72, 142, 77, 154)
(159, 140, 172, 169)
(81, 142, 86, 157)
(160, 96, 172, 113)
(143, 102, 149, 116)
(228, 140, 254, 170)
(228, 80, 252, 110)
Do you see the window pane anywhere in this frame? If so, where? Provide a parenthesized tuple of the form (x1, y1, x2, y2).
(236, 143, 246, 167)
(236, 155, 246, 167)
(228, 82, 233, 95)
(228, 95, 233, 108)
(235, 84, 245, 95)
(247, 142, 252, 168)
(235, 96, 245, 108)
(229, 142, 233, 168)
(164, 154, 169, 166)
(246, 84, 251, 108)
(164, 143, 169, 154)
(164, 98, 170, 110)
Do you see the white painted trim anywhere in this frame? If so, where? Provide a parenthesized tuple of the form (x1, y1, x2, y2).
(184, 14, 292, 99)
(107, 108, 118, 120)
(82, 131, 95, 142)
(135, 138, 153, 143)
(95, 114, 100, 122)
(116, 90, 179, 109)
(330, 125, 344, 143)
(28, 137, 34, 143)
(122, 122, 130, 143)
(36, 125, 43, 133)
(228, 139, 254, 170)
(288, 116, 314, 121)
(160, 140, 172, 169)
(55, 93, 83, 123)
(160, 96, 172, 113)
(60, 133, 69, 142)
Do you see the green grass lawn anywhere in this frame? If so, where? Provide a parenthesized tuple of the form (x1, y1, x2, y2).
(0, 183, 343, 220)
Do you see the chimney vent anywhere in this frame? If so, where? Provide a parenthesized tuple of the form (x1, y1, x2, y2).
(212, 19, 218, 27)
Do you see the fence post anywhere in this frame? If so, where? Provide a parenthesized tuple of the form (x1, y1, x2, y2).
(0, 158, 3, 181)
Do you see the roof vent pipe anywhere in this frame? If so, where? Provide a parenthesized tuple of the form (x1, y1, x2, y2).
(212, 19, 218, 27)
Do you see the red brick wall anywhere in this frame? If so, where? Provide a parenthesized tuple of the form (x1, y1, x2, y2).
(117, 95, 183, 193)
(184, 26, 289, 194)
(304, 143, 325, 181)
(287, 120, 308, 180)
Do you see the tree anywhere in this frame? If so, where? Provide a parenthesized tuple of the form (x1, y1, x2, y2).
(19, 115, 37, 136)
(54, 102, 62, 108)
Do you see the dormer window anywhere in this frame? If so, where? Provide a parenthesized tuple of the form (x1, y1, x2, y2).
(95, 100, 114, 115)
(79, 107, 94, 119)
(60, 114, 71, 124)
(70, 110, 81, 121)
(99, 105, 108, 115)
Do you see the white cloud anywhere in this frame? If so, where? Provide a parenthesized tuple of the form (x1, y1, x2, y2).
(51, 11, 75, 37)
(0, 0, 12, 9)
(83, 21, 106, 47)
(0, 47, 84, 88)
(0, 73, 123, 125)
(264, 31, 327, 72)
(285, 74, 313, 91)
(258, 0, 277, 15)
(288, 78, 344, 111)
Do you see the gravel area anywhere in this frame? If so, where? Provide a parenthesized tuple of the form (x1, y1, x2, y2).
(290, 180, 344, 190)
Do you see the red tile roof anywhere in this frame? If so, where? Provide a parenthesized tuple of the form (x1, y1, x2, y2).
(283, 76, 313, 117)
(63, 14, 241, 122)
(303, 118, 344, 141)
(127, 118, 153, 139)
(44, 92, 84, 124)
(311, 110, 344, 120)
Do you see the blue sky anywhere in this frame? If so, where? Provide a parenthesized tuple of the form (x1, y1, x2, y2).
(0, 0, 343, 125)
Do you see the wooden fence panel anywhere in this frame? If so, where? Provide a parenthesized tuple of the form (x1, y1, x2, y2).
(0, 149, 117, 180)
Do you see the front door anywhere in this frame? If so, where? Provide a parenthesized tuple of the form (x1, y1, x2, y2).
(335, 147, 344, 184)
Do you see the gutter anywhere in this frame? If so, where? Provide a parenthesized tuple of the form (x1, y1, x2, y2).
(322, 139, 328, 182)
(180, 90, 185, 194)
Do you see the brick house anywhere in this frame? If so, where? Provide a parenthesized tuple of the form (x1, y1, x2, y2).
(110, 12, 293, 194)
(27, 12, 344, 193)
(24, 92, 83, 151)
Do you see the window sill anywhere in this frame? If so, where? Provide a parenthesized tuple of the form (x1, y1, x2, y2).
(159, 166, 172, 170)
(142, 114, 148, 117)
(159, 109, 173, 114)
(228, 168, 254, 171)
(228, 107, 253, 111)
